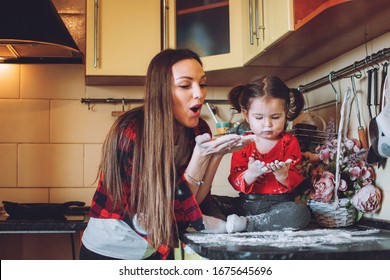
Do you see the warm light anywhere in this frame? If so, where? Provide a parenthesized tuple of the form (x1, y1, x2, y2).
(0, 64, 15, 72)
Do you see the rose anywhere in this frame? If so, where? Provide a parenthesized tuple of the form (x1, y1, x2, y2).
(316, 146, 335, 165)
(350, 184, 382, 213)
(310, 171, 336, 203)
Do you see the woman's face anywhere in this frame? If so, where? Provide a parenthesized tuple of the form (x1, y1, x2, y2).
(243, 96, 287, 140)
(172, 58, 207, 128)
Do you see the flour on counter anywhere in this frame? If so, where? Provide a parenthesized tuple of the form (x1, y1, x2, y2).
(186, 228, 384, 248)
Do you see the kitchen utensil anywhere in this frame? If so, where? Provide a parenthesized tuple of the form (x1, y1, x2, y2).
(350, 75, 368, 148)
(2, 201, 85, 219)
(373, 66, 379, 116)
(368, 73, 389, 166)
(367, 68, 374, 120)
(205, 102, 219, 124)
(379, 62, 388, 113)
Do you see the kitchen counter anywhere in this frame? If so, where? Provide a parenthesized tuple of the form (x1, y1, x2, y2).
(0, 209, 89, 259)
(181, 220, 390, 260)
(0, 206, 89, 233)
(0, 214, 89, 233)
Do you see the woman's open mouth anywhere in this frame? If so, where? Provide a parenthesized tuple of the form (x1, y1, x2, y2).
(190, 104, 202, 116)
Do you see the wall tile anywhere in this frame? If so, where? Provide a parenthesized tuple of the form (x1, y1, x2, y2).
(0, 144, 17, 187)
(84, 144, 101, 187)
(0, 64, 20, 98)
(0, 188, 49, 203)
(0, 100, 49, 143)
(20, 64, 85, 100)
(50, 187, 96, 206)
(86, 85, 144, 99)
(18, 144, 84, 187)
(51, 100, 114, 143)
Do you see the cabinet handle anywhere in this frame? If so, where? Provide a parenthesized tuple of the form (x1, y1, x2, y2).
(162, 0, 169, 49)
(249, 0, 253, 45)
(249, 0, 260, 45)
(93, 0, 99, 68)
(255, 0, 259, 40)
(259, 0, 265, 40)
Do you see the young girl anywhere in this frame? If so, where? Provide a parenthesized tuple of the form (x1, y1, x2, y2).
(201, 76, 311, 233)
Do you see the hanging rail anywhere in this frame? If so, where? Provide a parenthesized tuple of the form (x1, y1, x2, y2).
(81, 98, 231, 109)
(297, 47, 390, 93)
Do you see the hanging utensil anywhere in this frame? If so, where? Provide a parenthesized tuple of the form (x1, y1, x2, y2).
(350, 74, 368, 148)
(205, 102, 219, 124)
(373, 66, 379, 116)
(379, 62, 388, 114)
(367, 68, 373, 120)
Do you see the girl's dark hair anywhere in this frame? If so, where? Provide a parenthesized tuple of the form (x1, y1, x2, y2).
(228, 76, 304, 121)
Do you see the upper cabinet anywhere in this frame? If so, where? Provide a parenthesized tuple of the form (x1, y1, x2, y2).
(85, 0, 161, 78)
(85, 0, 390, 86)
(168, 0, 293, 72)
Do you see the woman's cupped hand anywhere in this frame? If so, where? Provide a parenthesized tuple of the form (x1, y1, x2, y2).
(195, 133, 255, 156)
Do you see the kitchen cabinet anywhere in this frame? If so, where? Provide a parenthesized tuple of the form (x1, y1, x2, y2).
(206, 0, 390, 86)
(85, 0, 390, 87)
(168, 0, 293, 71)
(85, 0, 161, 78)
(244, 0, 294, 63)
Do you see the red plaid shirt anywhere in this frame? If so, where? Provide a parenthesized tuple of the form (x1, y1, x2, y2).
(89, 116, 211, 258)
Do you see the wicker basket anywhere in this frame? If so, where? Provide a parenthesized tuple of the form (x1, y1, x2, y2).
(308, 198, 356, 227)
(307, 88, 359, 228)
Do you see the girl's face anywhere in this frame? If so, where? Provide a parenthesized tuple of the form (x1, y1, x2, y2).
(172, 58, 207, 128)
(243, 96, 287, 140)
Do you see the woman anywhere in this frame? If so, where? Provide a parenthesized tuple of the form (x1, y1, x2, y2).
(80, 49, 252, 260)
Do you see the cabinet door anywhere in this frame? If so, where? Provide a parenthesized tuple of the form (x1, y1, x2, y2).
(169, 0, 245, 72)
(262, 0, 294, 49)
(86, 0, 161, 76)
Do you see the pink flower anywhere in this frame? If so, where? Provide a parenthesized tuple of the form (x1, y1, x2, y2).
(344, 138, 361, 150)
(318, 147, 334, 165)
(348, 165, 373, 181)
(338, 179, 348, 191)
(344, 139, 355, 150)
(310, 171, 335, 203)
(351, 184, 382, 213)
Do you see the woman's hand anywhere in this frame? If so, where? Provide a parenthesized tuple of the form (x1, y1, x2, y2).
(195, 133, 254, 156)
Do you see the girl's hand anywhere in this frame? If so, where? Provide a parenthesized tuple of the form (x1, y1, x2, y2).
(266, 159, 292, 182)
(244, 157, 270, 184)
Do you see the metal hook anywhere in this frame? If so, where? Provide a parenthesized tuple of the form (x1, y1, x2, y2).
(352, 62, 363, 79)
(328, 71, 338, 96)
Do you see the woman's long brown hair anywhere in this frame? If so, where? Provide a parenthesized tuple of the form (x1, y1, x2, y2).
(99, 49, 203, 250)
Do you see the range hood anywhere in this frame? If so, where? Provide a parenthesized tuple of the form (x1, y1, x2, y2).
(0, 0, 83, 64)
